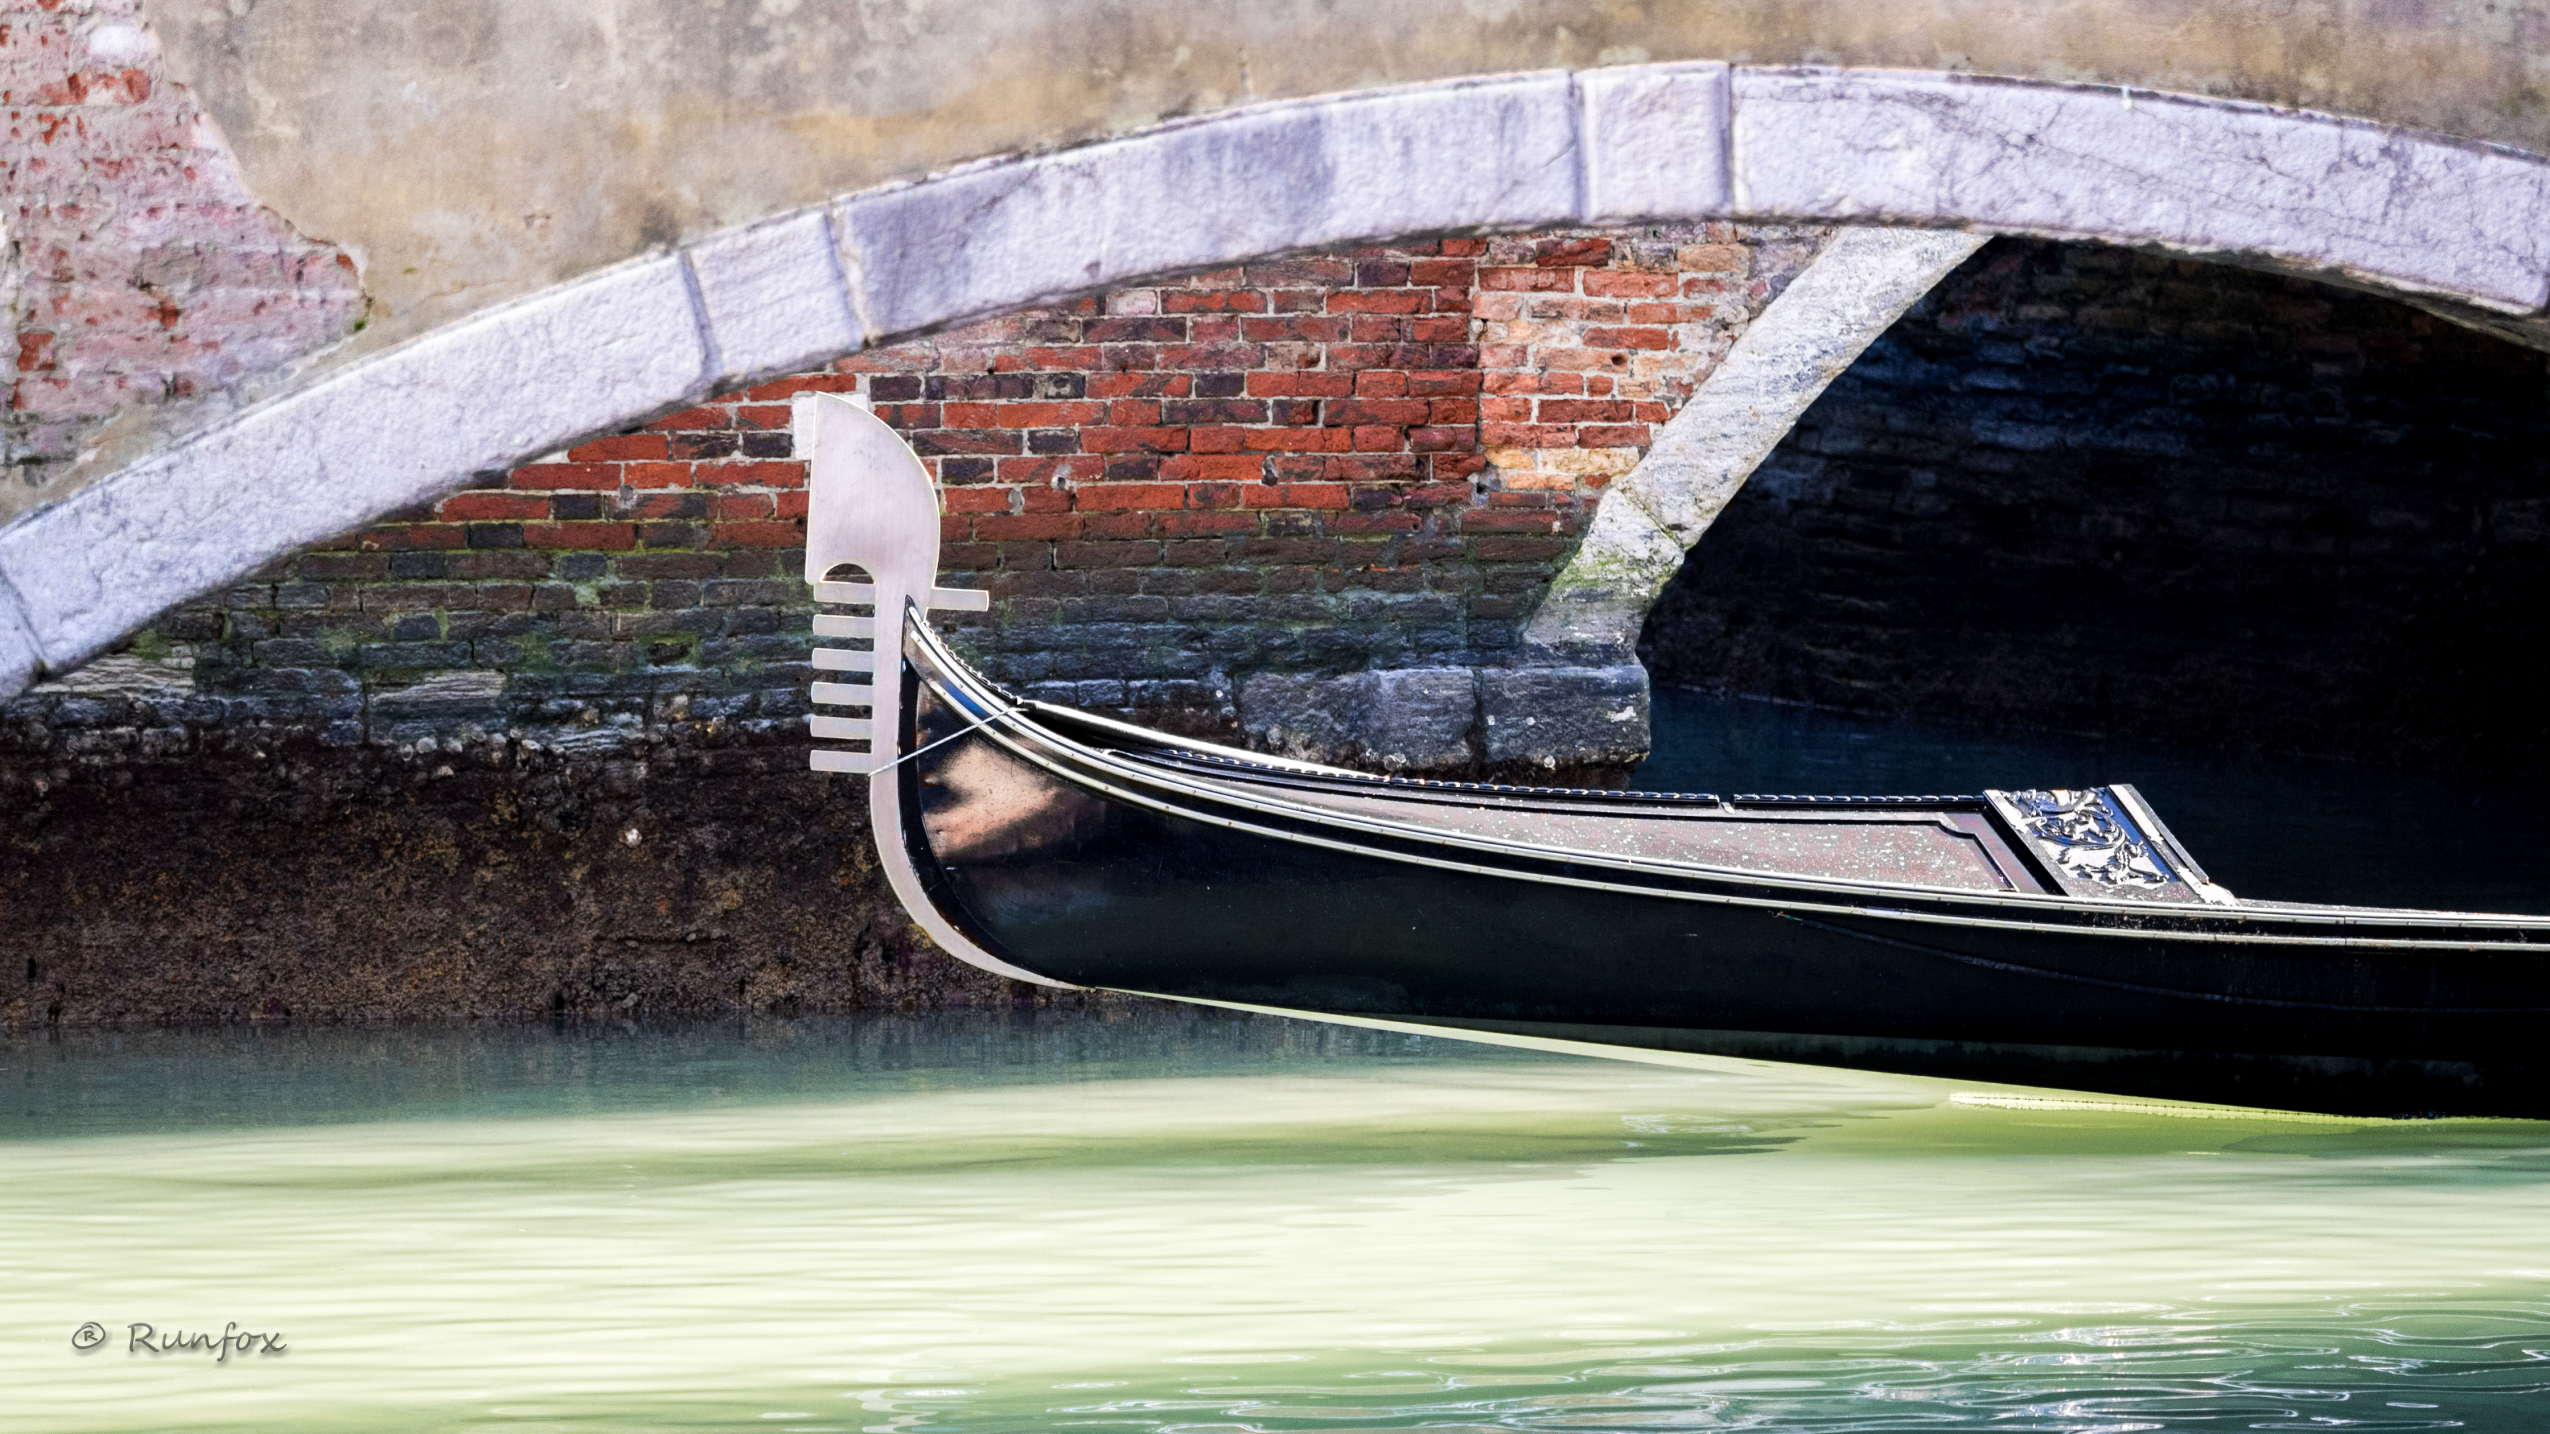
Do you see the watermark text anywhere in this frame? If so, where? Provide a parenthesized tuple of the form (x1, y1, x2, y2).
(70, 1321, 286, 1360)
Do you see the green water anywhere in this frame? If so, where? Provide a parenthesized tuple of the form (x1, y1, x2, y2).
(7, 1012, 2549, 1432)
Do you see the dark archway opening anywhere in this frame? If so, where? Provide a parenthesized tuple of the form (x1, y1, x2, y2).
(1633, 239, 2550, 911)
(1640, 238, 2550, 777)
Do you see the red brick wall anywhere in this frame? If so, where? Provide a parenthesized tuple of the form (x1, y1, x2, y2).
(828, 226, 1819, 714)
(96, 224, 1819, 739)
(1475, 229, 1824, 494)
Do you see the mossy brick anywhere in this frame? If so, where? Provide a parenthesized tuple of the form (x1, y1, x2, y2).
(701, 579, 795, 607)
(544, 641, 640, 670)
(298, 553, 390, 582)
(987, 569, 1087, 599)
(668, 431, 740, 460)
(358, 641, 473, 670)
(461, 638, 532, 667)
(147, 611, 221, 643)
(356, 584, 455, 612)
(1060, 595, 1174, 625)
(641, 521, 710, 548)
(272, 612, 340, 640)
(526, 583, 580, 614)
(603, 553, 719, 582)
(1081, 567, 1148, 597)
(699, 634, 811, 665)
(609, 609, 720, 639)
(238, 638, 333, 668)
(437, 551, 545, 581)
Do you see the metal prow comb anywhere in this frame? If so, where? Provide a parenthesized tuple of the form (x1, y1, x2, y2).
(794, 391, 988, 774)
(794, 392, 1061, 988)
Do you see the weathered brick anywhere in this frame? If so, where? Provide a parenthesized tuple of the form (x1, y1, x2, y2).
(976, 513, 1082, 541)
(1479, 267, 1571, 292)
(569, 433, 670, 461)
(509, 462, 619, 491)
(710, 522, 805, 549)
(1073, 483, 1186, 511)
(1242, 483, 1349, 510)
(1582, 326, 1673, 351)
(1078, 512, 1156, 541)
(695, 460, 807, 487)
(438, 492, 547, 522)
(650, 404, 734, 431)
(1327, 398, 1429, 427)
(1079, 426, 1189, 454)
(524, 523, 638, 550)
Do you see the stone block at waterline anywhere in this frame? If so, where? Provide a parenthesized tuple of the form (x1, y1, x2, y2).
(1240, 667, 1479, 771)
(1237, 663, 1654, 777)
(1480, 665, 1650, 772)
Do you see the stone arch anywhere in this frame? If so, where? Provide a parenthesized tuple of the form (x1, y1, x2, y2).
(7, 63, 2550, 702)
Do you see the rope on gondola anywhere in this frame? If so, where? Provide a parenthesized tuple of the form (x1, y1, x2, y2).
(875, 700, 1015, 773)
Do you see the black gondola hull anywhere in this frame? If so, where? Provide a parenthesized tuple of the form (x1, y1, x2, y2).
(888, 636, 2550, 1118)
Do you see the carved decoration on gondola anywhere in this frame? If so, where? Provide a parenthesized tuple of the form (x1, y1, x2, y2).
(1995, 787, 2173, 888)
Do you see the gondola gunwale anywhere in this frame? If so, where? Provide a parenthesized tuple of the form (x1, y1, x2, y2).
(898, 612, 2550, 954)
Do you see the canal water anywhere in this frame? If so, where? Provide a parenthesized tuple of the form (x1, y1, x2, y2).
(9, 1012, 2550, 1433)
(8, 696, 2547, 1431)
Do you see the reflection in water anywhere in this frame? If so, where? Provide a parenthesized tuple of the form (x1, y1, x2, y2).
(919, 740, 1110, 862)
(8, 1011, 2550, 1431)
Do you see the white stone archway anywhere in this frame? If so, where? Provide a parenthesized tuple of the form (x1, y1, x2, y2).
(6, 62, 2550, 702)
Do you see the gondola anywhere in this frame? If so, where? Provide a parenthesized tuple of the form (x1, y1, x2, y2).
(791, 392, 2550, 1118)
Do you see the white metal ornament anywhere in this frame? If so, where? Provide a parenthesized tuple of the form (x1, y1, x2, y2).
(793, 391, 1067, 987)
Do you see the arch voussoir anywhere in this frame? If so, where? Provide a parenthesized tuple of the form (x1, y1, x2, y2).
(1731, 68, 2550, 314)
(834, 71, 1590, 343)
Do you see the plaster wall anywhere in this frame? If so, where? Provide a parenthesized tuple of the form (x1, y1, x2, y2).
(142, 0, 2550, 369)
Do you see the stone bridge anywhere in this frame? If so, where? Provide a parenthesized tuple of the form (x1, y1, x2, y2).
(10, 0, 2550, 736)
